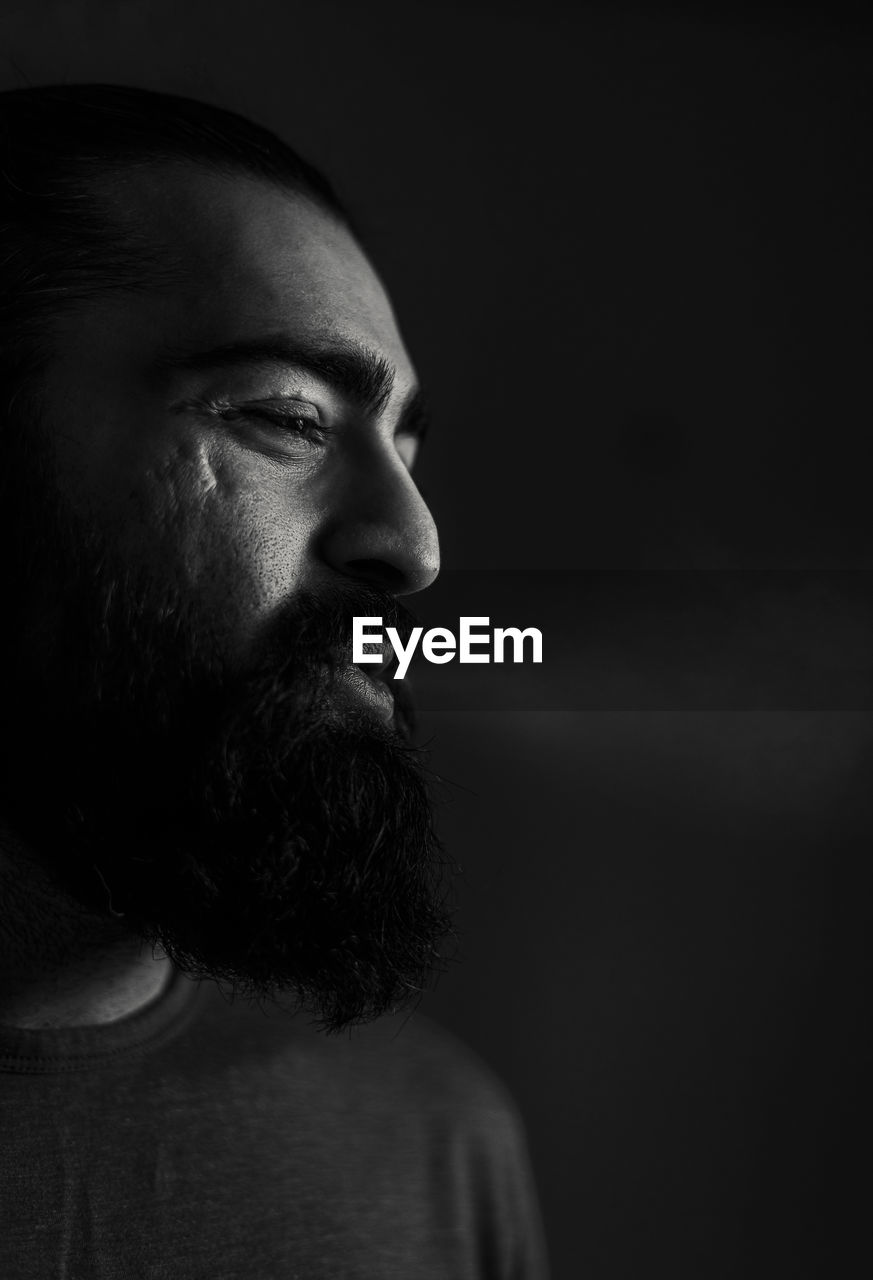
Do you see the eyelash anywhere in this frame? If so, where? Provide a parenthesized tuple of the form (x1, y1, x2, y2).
(186, 398, 419, 470)
(198, 398, 327, 445)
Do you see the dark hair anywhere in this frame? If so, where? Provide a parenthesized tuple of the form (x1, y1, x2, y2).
(0, 83, 350, 405)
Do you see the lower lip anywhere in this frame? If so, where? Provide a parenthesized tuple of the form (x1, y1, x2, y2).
(335, 664, 396, 723)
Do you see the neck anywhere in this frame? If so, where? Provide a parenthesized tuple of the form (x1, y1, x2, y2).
(0, 830, 171, 1030)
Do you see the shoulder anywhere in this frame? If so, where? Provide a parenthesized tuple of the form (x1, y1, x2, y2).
(355, 1007, 524, 1131)
(164, 981, 550, 1275)
(188, 979, 521, 1133)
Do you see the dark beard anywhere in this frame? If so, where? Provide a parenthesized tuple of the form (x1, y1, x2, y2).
(0, 474, 454, 1033)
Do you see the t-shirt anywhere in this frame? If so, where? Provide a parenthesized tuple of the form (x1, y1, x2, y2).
(0, 969, 549, 1278)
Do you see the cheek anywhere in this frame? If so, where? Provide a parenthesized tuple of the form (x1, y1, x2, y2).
(131, 441, 317, 642)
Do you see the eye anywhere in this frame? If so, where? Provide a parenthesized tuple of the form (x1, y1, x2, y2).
(217, 401, 324, 440)
(187, 396, 328, 454)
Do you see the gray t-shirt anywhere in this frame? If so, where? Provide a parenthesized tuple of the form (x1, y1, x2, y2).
(0, 970, 549, 1278)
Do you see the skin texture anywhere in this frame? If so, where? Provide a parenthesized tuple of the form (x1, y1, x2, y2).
(44, 167, 439, 649)
(0, 166, 440, 1029)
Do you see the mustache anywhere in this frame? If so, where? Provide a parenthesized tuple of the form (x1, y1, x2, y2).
(240, 582, 422, 741)
(252, 582, 420, 677)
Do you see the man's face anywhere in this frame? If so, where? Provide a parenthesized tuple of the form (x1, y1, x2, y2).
(44, 166, 439, 658)
(2, 167, 450, 1030)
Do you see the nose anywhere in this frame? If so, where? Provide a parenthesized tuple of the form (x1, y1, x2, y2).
(317, 447, 440, 596)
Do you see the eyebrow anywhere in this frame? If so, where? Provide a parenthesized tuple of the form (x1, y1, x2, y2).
(156, 332, 429, 436)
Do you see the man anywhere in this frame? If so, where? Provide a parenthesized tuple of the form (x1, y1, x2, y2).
(0, 85, 548, 1276)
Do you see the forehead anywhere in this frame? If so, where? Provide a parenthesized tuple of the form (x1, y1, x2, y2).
(88, 164, 415, 384)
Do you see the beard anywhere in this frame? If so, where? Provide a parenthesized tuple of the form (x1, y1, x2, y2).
(0, 445, 453, 1033)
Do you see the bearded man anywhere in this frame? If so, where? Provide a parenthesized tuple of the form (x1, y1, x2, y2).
(0, 85, 548, 1277)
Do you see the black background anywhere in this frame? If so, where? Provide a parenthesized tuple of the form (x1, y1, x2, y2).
(3, 2, 872, 1275)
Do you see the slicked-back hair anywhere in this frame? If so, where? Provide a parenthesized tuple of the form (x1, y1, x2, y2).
(0, 83, 351, 409)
